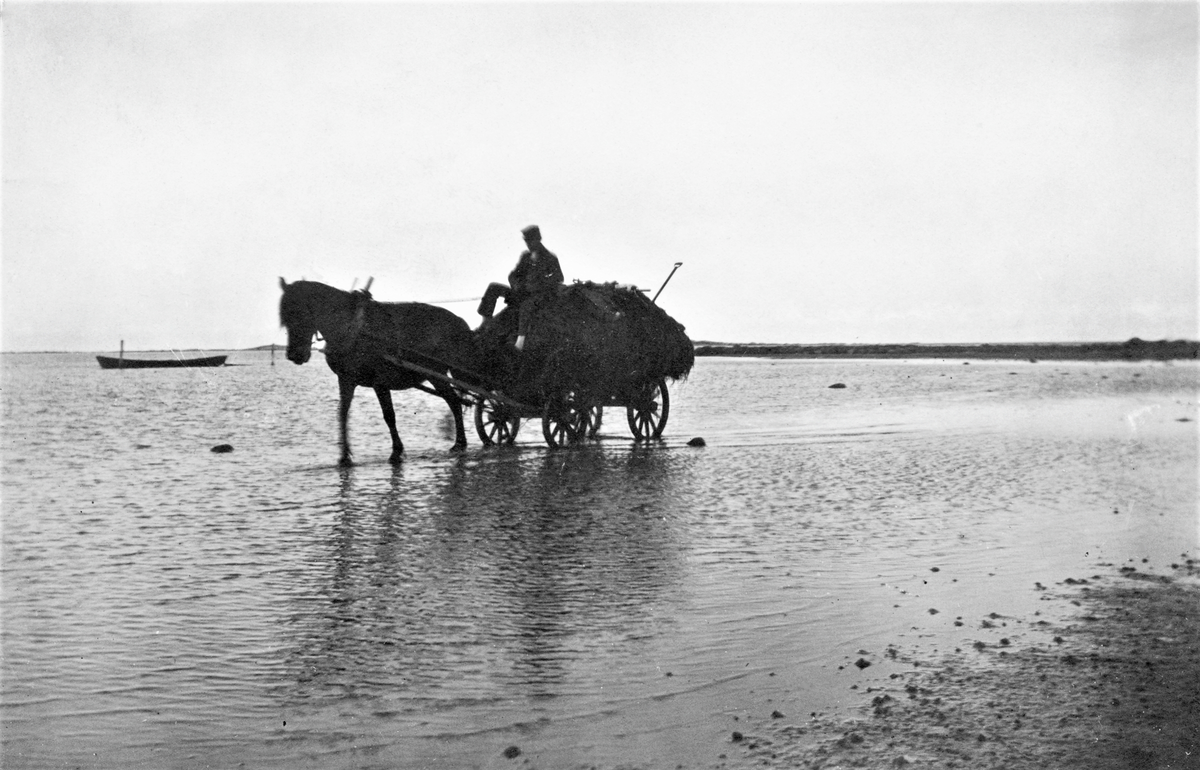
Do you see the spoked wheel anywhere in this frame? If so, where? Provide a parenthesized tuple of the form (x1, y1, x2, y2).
(627, 378, 670, 441)
(583, 404, 603, 439)
(474, 396, 520, 446)
(542, 390, 588, 448)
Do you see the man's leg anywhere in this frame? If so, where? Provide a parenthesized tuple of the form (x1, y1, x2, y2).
(516, 296, 538, 351)
(477, 283, 510, 318)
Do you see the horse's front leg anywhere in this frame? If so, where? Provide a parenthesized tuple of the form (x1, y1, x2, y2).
(435, 382, 468, 452)
(338, 376, 356, 467)
(374, 386, 404, 464)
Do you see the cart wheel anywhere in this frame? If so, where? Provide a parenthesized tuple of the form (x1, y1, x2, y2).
(542, 390, 587, 448)
(475, 396, 520, 446)
(627, 379, 669, 441)
(583, 404, 603, 438)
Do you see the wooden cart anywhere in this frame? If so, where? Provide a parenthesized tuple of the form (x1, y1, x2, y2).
(380, 352, 671, 449)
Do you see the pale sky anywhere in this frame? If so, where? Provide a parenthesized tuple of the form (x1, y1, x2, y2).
(3, 2, 1197, 351)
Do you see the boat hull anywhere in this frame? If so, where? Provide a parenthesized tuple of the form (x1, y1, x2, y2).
(96, 355, 227, 369)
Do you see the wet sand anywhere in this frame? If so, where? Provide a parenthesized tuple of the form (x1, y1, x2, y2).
(730, 561, 1200, 770)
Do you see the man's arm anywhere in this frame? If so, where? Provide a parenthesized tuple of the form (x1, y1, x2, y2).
(508, 251, 531, 288)
(544, 250, 564, 285)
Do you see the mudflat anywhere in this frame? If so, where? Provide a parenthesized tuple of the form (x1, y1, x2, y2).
(732, 562, 1200, 769)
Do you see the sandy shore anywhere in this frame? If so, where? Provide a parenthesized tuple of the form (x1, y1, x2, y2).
(692, 340, 1199, 361)
(730, 560, 1200, 770)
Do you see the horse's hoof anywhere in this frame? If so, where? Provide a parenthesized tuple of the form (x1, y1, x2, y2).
(339, 457, 354, 468)
(389, 453, 404, 465)
(450, 444, 467, 454)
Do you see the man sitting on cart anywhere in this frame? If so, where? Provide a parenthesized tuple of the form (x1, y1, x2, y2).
(477, 224, 564, 351)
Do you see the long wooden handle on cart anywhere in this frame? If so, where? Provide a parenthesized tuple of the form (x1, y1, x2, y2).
(651, 262, 683, 304)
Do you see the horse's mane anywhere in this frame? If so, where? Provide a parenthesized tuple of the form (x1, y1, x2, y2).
(281, 278, 482, 375)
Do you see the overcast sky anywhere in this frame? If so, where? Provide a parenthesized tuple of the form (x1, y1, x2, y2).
(3, 2, 1196, 351)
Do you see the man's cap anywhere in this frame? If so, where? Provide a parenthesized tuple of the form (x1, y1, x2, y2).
(521, 225, 541, 239)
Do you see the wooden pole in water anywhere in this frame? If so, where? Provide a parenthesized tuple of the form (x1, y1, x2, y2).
(119, 340, 124, 369)
(271, 343, 275, 366)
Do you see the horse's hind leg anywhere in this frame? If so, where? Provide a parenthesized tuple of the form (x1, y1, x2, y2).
(338, 376, 356, 467)
(434, 382, 468, 452)
(374, 386, 404, 464)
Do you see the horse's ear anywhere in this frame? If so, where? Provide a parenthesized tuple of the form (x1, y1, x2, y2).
(280, 277, 288, 290)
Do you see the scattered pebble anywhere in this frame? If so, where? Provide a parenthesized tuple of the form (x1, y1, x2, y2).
(829, 383, 847, 389)
(772, 710, 785, 719)
(731, 731, 744, 743)
(502, 745, 521, 759)
(855, 658, 871, 669)
(210, 444, 234, 453)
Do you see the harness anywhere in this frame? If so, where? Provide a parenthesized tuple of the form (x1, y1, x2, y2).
(345, 288, 372, 349)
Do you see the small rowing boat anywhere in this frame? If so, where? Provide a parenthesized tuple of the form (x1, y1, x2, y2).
(96, 354, 227, 369)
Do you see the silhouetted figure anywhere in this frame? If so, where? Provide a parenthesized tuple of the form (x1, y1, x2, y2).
(477, 225, 564, 351)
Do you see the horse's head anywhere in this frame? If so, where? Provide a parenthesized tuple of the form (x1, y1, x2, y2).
(279, 278, 316, 364)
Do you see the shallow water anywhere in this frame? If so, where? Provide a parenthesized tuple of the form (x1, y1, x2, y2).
(2, 353, 1197, 769)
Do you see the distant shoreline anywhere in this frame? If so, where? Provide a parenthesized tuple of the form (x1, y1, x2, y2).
(693, 338, 1199, 361)
(4, 339, 1198, 361)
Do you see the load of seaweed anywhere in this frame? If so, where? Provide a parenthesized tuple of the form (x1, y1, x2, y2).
(476, 281, 694, 402)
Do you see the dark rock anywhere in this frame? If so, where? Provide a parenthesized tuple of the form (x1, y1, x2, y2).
(837, 732, 865, 748)
(502, 745, 521, 759)
(854, 658, 871, 669)
(771, 710, 785, 718)
(210, 444, 234, 453)
(687, 436, 706, 447)
(829, 382, 847, 389)
(731, 731, 744, 742)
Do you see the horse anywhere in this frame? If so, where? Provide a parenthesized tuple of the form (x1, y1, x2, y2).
(278, 278, 484, 466)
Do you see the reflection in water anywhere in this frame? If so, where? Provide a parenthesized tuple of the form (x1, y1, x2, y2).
(283, 447, 694, 721)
